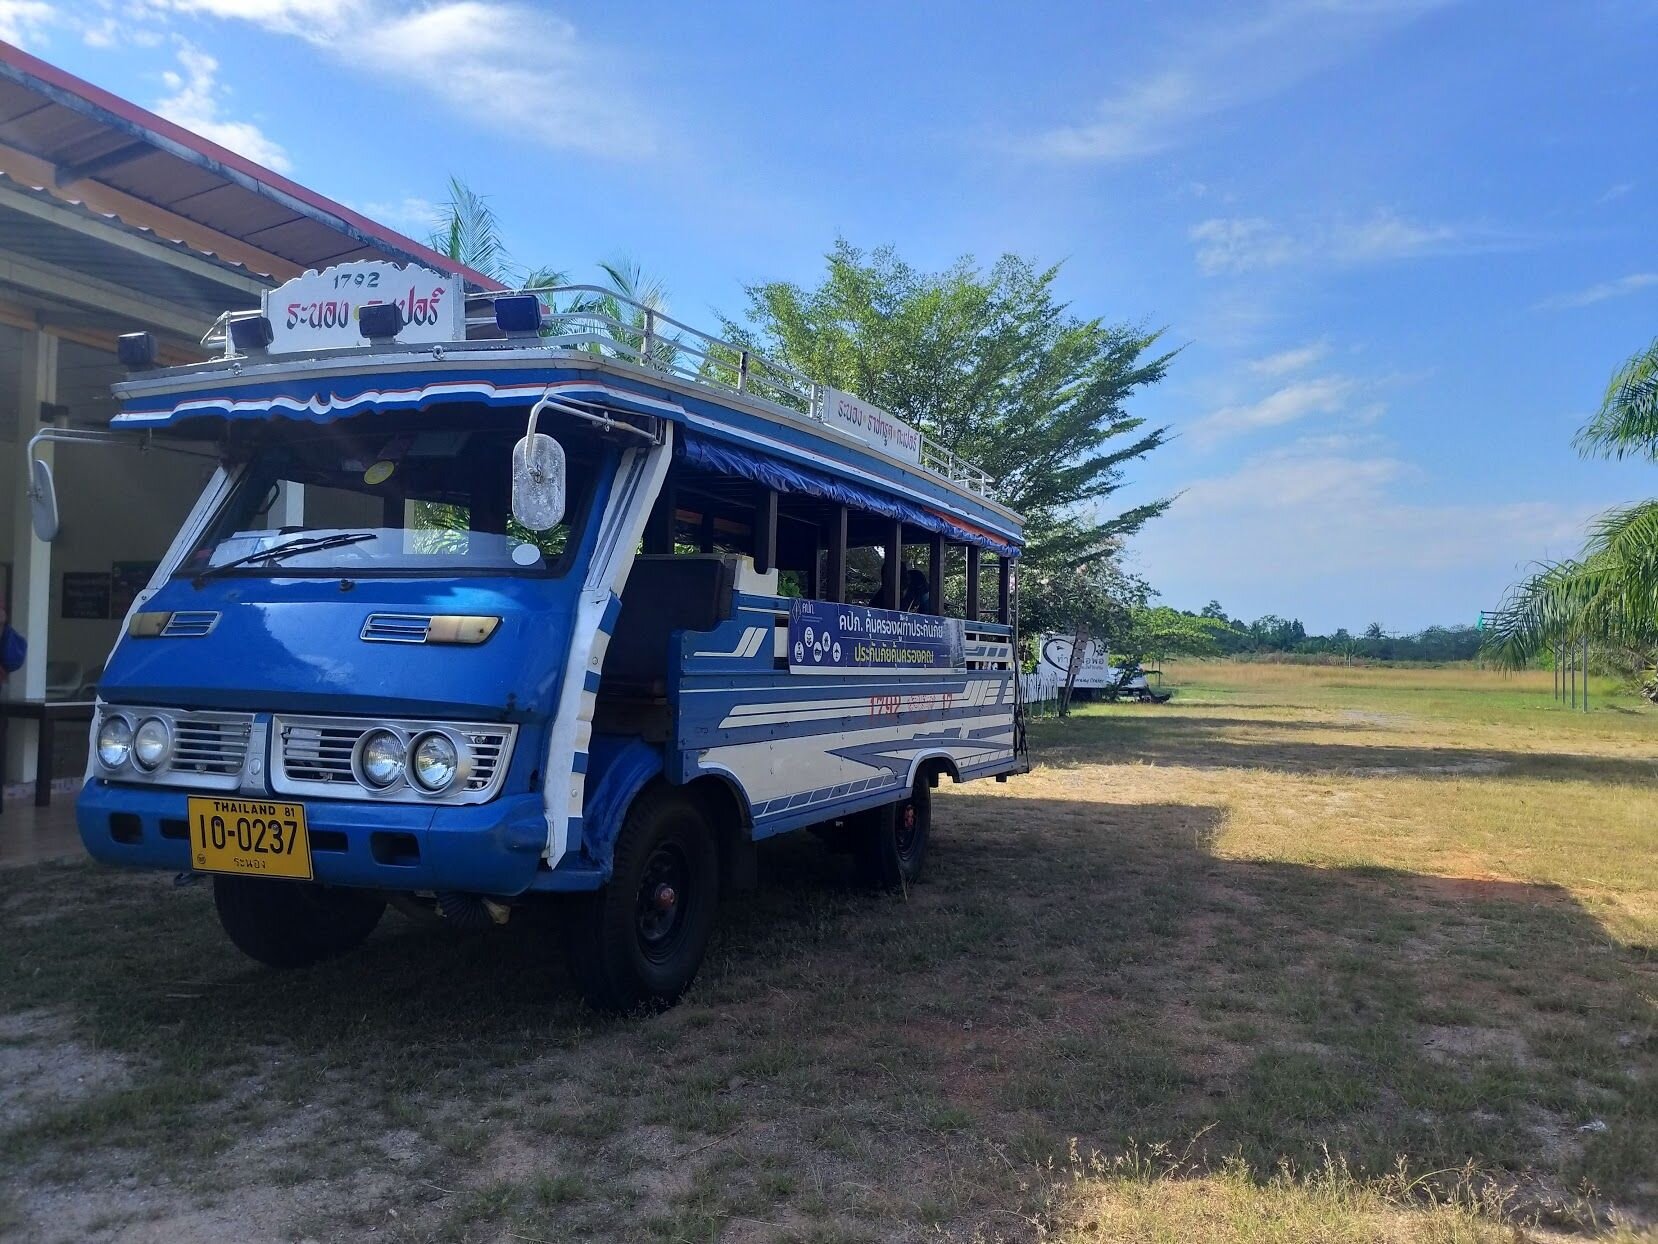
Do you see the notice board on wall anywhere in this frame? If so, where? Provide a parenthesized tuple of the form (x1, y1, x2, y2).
(62, 572, 112, 620)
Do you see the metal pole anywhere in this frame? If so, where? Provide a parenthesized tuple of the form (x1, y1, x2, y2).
(640, 309, 654, 366)
(1583, 634, 1590, 712)
(1570, 644, 1577, 709)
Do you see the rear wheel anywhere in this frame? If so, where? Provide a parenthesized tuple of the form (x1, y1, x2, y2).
(853, 778, 931, 889)
(213, 876, 386, 969)
(562, 787, 718, 1013)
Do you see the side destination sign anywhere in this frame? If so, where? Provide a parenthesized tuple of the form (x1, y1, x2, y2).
(788, 599, 965, 674)
(820, 386, 922, 465)
(263, 260, 463, 353)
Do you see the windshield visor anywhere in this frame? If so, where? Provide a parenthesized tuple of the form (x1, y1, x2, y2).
(179, 413, 604, 579)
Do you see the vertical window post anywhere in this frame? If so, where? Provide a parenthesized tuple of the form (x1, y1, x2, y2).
(997, 554, 1012, 625)
(826, 505, 847, 603)
(928, 533, 944, 616)
(643, 478, 676, 554)
(883, 521, 903, 609)
(964, 545, 980, 621)
(754, 487, 778, 574)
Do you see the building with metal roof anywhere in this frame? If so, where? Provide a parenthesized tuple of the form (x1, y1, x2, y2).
(0, 37, 491, 798)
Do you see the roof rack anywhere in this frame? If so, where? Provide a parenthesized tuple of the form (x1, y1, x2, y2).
(204, 283, 998, 499)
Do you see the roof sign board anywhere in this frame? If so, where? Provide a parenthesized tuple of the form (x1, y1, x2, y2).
(820, 386, 921, 465)
(263, 261, 462, 353)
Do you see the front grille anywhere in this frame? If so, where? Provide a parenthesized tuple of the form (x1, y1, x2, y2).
(273, 716, 516, 805)
(161, 611, 220, 638)
(170, 714, 252, 775)
(279, 722, 361, 784)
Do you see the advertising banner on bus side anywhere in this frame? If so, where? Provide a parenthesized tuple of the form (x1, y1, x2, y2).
(788, 600, 965, 674)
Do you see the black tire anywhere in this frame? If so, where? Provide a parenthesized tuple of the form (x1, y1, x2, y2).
(562, 786, 718, 1013)
(852, 778, 931, 890)
(213, 876, 386, 969)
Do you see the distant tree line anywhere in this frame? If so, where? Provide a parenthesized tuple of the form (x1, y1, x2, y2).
(1157, 602, 1487, 663)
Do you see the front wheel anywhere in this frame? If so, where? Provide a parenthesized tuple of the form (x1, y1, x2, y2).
(213, 876, 386, 969)
(562, 787, 719, 1013)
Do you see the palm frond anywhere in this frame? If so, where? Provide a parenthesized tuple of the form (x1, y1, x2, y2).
(1574, 337, 1658, 462)
(427, 176, 511, 281)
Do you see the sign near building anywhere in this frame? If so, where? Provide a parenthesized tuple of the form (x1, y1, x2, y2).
(61, 572, 111, 620)
(819, 387, 922, 465)
(788, 599, 965, 674)
(1038, 633, 1112, 689)
(264, 261, 463, 353)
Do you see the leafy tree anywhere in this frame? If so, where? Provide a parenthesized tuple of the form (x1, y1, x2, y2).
(1118, 606, 1228, 664)
(726, 241, 1174, 591)
(1022, 560, 1151, 714)
(1485, 338, 1658, 699)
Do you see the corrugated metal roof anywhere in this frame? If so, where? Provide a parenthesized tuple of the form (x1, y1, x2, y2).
(0, 38, 501, 291)
(0, 175, 258, 319)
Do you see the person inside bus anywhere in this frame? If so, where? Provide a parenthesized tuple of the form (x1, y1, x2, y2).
(900, 567, 931, 613)
(0, 603, 25, 689)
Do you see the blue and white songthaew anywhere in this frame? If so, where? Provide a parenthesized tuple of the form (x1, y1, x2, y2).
(45, 261, 1027, 1010)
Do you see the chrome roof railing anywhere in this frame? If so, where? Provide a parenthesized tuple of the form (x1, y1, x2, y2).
(201, 284, 998, 498)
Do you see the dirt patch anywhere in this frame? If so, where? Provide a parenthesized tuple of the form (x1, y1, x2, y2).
(0, 1010, 132, 1130)
(1419, 1025, 1533, 1066)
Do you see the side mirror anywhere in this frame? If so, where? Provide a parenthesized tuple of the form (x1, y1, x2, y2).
(28, 457, 58, 542)
(511, 398, 566, 531)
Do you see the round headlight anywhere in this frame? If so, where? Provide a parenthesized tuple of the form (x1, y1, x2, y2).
(356, 728, 404, 789)
(96, 716, 134, 769)
(410, 732, 461, 793)
(132, 717, 172, 771)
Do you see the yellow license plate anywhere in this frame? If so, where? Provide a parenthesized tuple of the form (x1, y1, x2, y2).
(188, 797, 313, 880)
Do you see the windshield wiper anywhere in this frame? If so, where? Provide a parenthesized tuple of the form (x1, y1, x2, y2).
(192, 532, 376, 586)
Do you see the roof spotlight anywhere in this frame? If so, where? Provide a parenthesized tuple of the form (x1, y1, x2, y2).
(493, 294, 543, 336)
(228, 314, 275, 353)
(358, 302, 405, 341)
(117, 331, 158, 370)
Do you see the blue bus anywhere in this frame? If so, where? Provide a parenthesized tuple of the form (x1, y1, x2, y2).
(39, 262, 1027, 1010)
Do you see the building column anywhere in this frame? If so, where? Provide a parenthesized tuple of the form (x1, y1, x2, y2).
(6, 328, 58, 783)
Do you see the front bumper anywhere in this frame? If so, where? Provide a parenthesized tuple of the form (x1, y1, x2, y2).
(77, 780, 551, 896)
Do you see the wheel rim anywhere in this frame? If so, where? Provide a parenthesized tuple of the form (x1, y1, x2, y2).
(895, 799, 922, 859)
(635, 842, 692, 964)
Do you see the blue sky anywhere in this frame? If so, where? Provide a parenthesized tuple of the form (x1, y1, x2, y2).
(5, 0, 1655, 632)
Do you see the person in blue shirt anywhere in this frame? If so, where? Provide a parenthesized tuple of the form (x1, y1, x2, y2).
(0, 603, 25, 688)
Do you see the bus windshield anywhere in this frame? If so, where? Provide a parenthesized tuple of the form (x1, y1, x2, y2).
(178, 422, 601, 579)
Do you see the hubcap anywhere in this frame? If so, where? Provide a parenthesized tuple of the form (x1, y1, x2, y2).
(895, 800, 922, 857)
(636, 844, 691, 963)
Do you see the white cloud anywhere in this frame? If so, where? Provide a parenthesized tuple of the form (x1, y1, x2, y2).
(0, 0, 55, 46)
(1191, 218, 1298, 276)
(1598, 182, 1633, 204)
(1192, 209, 1502, 275)
(140, 0, 657, 160)
(1534, 272, 1658, 311)
(1249, 342, 1328, 376)
(1025, 0, 1449, 163)
(1193, 375, 1364, 441)
(1131, 440, 1603, 630)
(154, 42, 292, 172)
(1335, 210, 1458, 262)
(353, 195, 443, 240)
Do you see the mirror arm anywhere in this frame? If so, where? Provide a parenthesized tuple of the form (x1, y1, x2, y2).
(26, 427, 220, 463)
(532, 393, 661, 445)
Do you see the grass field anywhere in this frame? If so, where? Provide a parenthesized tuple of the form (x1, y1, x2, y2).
(0, 662, 1653, 1242)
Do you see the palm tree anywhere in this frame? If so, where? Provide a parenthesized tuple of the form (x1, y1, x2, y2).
(1484, 339, 1658, 700)
(427, 179, 678, 370)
